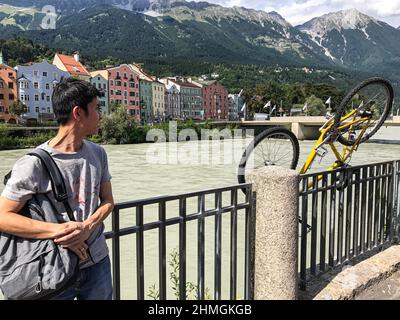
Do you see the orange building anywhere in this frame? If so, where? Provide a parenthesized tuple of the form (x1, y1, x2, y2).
(0, 54, 17, 123)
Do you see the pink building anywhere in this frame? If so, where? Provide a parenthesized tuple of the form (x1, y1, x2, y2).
(190, 79, 229, 120)
(108, 64, 140, 121)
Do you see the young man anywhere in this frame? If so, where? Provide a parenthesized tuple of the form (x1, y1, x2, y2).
(0, 78, 114, 300)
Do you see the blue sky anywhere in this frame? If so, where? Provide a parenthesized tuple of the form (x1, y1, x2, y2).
(193, 0, 400, 27)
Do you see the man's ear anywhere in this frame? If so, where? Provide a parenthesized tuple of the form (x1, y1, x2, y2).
(71, 106, 81, 121)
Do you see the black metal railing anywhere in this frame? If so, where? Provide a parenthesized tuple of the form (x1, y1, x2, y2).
(299, 160, 400, 289)
(104, 184, 255, 300)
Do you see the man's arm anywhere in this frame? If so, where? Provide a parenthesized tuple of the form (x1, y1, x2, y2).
(54, 181, 114, 247)
(0, 196, 68, 239)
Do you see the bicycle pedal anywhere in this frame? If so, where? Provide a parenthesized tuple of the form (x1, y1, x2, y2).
(316, 146, 328, 158)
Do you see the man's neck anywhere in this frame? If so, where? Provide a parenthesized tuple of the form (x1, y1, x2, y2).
(49, 125, 85, 153)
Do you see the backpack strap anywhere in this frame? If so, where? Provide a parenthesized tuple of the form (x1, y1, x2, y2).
(27, 149, 76, 222)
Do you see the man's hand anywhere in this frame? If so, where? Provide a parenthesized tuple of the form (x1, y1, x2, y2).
(68, 242, 89, 261)
(53, 221, 92, 248)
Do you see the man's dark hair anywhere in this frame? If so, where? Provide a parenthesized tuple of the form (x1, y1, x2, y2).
(52, 77, 100, 125)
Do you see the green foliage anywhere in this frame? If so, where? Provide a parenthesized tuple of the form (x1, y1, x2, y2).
(0, 37, 54, 67)
(304, 95, 326, 116)
(99, 104, 131, 144)
(147, 247, 212, 300)
(0, 131, 54, 150)
(9, 100, 26, 117)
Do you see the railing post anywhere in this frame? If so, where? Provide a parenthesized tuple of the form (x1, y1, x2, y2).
(247, 166, 299, 300)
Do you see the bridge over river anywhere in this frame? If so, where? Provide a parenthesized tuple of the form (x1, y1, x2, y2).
(213, 116, 400, 140)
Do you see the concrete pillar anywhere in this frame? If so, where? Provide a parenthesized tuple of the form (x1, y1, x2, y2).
(247, 166, 299, 300)
(291, 122, 305, 140)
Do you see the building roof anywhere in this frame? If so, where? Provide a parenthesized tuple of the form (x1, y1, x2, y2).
(90, 70, 109, 80)
(130, 64, 154, 82)
(172, 80, 201, 89)
(55, 53, 90, 76)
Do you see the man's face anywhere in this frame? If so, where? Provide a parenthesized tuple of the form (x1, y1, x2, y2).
(81, 97, 101, 136)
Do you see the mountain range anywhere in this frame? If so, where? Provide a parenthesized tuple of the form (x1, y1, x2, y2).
(0, 0, 399, 78)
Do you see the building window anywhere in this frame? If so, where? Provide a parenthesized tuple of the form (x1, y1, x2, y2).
(103, 84, 106, 90)
(53, 82, 57, 89)
(124, 82, 127, 87)
(0, 94, 4, 100)
(43, 72, 48, 77)
(98, 83, 101, 89)
(8, 82, 13, 89)
(34, 82, 39, 89)
(110, 90, 114, 95)
(0, 82, 3, 88)
(33, 71, 38, 76)
(46, 96, 50, 102)
(41, 93, 45, 100)
(35, 95, 39, 101)
(46, 83, 50, 90)
(129, 83, 135, 88)
(110, 80, 114, 86)
(35, 107, 39, 113)
(116, 81, 121, 87)
(9, 94, 14, 100)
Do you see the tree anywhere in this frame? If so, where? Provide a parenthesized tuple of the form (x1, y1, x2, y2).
(304, 95, 326, 116)
(100, 103, 131, 144)
(9, 100, 26, 117)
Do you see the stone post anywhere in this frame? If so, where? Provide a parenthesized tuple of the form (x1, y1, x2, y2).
(247, 166, 299, 300)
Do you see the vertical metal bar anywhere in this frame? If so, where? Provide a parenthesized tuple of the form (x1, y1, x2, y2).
(300, 177, 308, 290)
(345, 168, 353, 262)
(310, 175, 318, 276)
(214, 191, 222, 300)
(329, 172, 337, 267)
(374, 165, 381, 247)
(230, 189, 238, 300)
(387, 162, 395, 242)
(337, 171, 345, 265)
(360, 167, 368, 253)
(245, 189, 256, 300)
(353, 169, 361, 257)
(136, 205, 145, 300)
(159, 201, 167, 300)
(367, 166, 374, 250)
(179, 197, 187, 300)
(380, 165, 388, 245)
(197, 194, 205, 300)
(111, 207, 121, 300)
(320, 174, 328, 272)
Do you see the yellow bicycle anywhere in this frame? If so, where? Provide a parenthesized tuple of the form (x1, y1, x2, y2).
(237, 77, 394, 185)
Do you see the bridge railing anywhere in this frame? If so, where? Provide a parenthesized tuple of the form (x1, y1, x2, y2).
(298, 160, 400, 289)
(104, 184, 255, 300)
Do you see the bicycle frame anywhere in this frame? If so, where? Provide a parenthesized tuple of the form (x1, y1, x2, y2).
(300, 109, 372, 175)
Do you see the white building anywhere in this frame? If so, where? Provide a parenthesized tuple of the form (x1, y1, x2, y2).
(16, 60, 70, 122)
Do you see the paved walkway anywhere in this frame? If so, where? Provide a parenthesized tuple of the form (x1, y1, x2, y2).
(356, 271, 400, 300)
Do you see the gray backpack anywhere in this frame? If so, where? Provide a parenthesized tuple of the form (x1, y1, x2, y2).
(0, 149, 80, 300)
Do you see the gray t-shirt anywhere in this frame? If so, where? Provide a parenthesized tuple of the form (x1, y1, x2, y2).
(1, 140, 112, 269)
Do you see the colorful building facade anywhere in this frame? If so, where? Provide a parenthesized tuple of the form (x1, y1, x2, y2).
(16, 60, 70, 122)
(52, 52, 91, 82)
(90, 70, 109, 114)
(108, 64, 140, 121)
(0, 54, 18, 123)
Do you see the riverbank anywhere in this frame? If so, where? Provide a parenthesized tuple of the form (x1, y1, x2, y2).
(0, 120, 240, 151)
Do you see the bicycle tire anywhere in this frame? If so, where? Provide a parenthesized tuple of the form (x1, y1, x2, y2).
(335, 77, 394, 146)
(237, 127, 300, 186)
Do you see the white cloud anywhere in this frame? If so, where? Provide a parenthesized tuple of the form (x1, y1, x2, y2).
(192, 0, 400, 27)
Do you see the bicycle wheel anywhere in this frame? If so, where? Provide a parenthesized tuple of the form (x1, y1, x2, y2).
(237, 127, 300, 186)
(335, 77, 394, 146)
